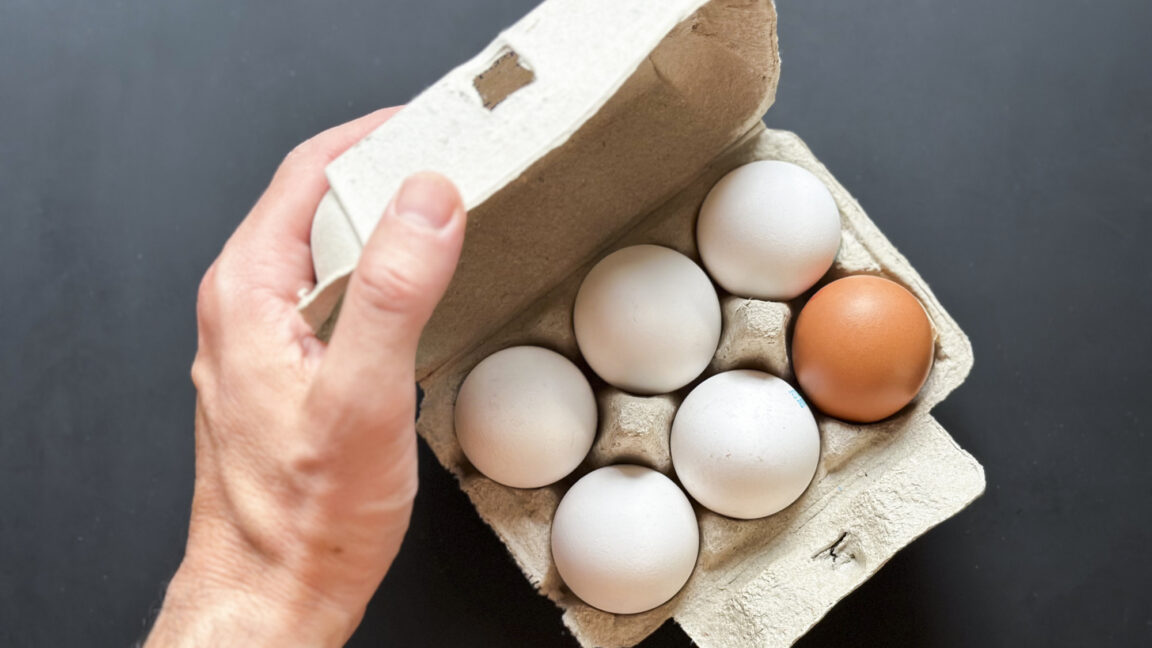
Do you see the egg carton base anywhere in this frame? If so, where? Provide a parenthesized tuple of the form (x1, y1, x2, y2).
(415, 126, 982, 648)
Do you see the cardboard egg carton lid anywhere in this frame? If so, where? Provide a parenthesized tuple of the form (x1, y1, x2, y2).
(299, 0, 985, 645)
(302, 0, 779, 376)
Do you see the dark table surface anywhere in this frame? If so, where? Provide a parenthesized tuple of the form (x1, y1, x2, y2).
(3, 1, 1150, 646)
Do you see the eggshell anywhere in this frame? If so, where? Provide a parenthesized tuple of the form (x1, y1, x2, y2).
(310, 191, 361, 283)
(792, 275, 935, 423)
(670, 370, 820, 519)
(696, 160, 842, 300)
(455, 346, 597, 488)
(573, 245, 721, 394)
(551, 465, 700, 614)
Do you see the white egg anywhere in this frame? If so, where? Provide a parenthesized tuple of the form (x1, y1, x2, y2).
(573, 245, 721, 394)
(310, 191, 360, 282)
(696, 160, 842, 300)
(551, 465, 699, 614)
(455, 346, 597, 488)
(670, 370, 820, 519)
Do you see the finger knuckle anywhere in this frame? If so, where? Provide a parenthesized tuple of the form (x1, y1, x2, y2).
(306, 376, 414, 441)
(354, 262, 425, 315)
(285, 442, 338, 482)
(189, 352, 213, 392)
(195, 264, 227, 330)
(202, 257, 251, 313)
(305, 377, 353, 421)
(196, 264, 217, 310)
(283, 133, 342, 173)
(285, 136, 320, 164)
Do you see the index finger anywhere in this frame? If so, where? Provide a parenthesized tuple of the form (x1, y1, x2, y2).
(219, 106, 404, 301)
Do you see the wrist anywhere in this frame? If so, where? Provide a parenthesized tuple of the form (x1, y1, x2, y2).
(147, 557, 362, 648)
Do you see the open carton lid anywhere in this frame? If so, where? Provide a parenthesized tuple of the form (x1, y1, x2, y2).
(300, 0, 780, 381)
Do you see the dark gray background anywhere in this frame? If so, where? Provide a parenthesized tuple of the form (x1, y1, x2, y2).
(2, 0, 1150, 645)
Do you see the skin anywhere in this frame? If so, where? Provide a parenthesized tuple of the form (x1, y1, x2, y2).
(146, 107, 468, 647)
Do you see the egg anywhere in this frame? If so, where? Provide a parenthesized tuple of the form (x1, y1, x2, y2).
(696, 160, 842, 300)
(551, 465, 699, 614)
(454, 346, 597, 488)
(792, 275, 935, 423)
(310, 191, 360, 283)
(670, 370, 820, 519)
(573, 245, 721, 394)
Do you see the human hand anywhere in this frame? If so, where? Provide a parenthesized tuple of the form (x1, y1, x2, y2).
(146, 107, 467, 647)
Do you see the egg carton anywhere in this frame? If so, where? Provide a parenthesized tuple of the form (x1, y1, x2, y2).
(299, 0, 985, 646)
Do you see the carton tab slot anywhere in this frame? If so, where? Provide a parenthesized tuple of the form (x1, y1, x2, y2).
(473, 48, 535, 110)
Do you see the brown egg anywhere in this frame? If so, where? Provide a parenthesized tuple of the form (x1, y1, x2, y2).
(792, 275, 935, 423)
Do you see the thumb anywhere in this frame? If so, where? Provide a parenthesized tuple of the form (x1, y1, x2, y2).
(322, 172, 466, 392)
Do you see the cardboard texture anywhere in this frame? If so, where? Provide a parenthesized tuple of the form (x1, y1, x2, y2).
(301, 0, 985, 645)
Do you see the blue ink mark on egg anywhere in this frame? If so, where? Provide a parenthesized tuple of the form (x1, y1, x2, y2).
(788, 388, 807, 409)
